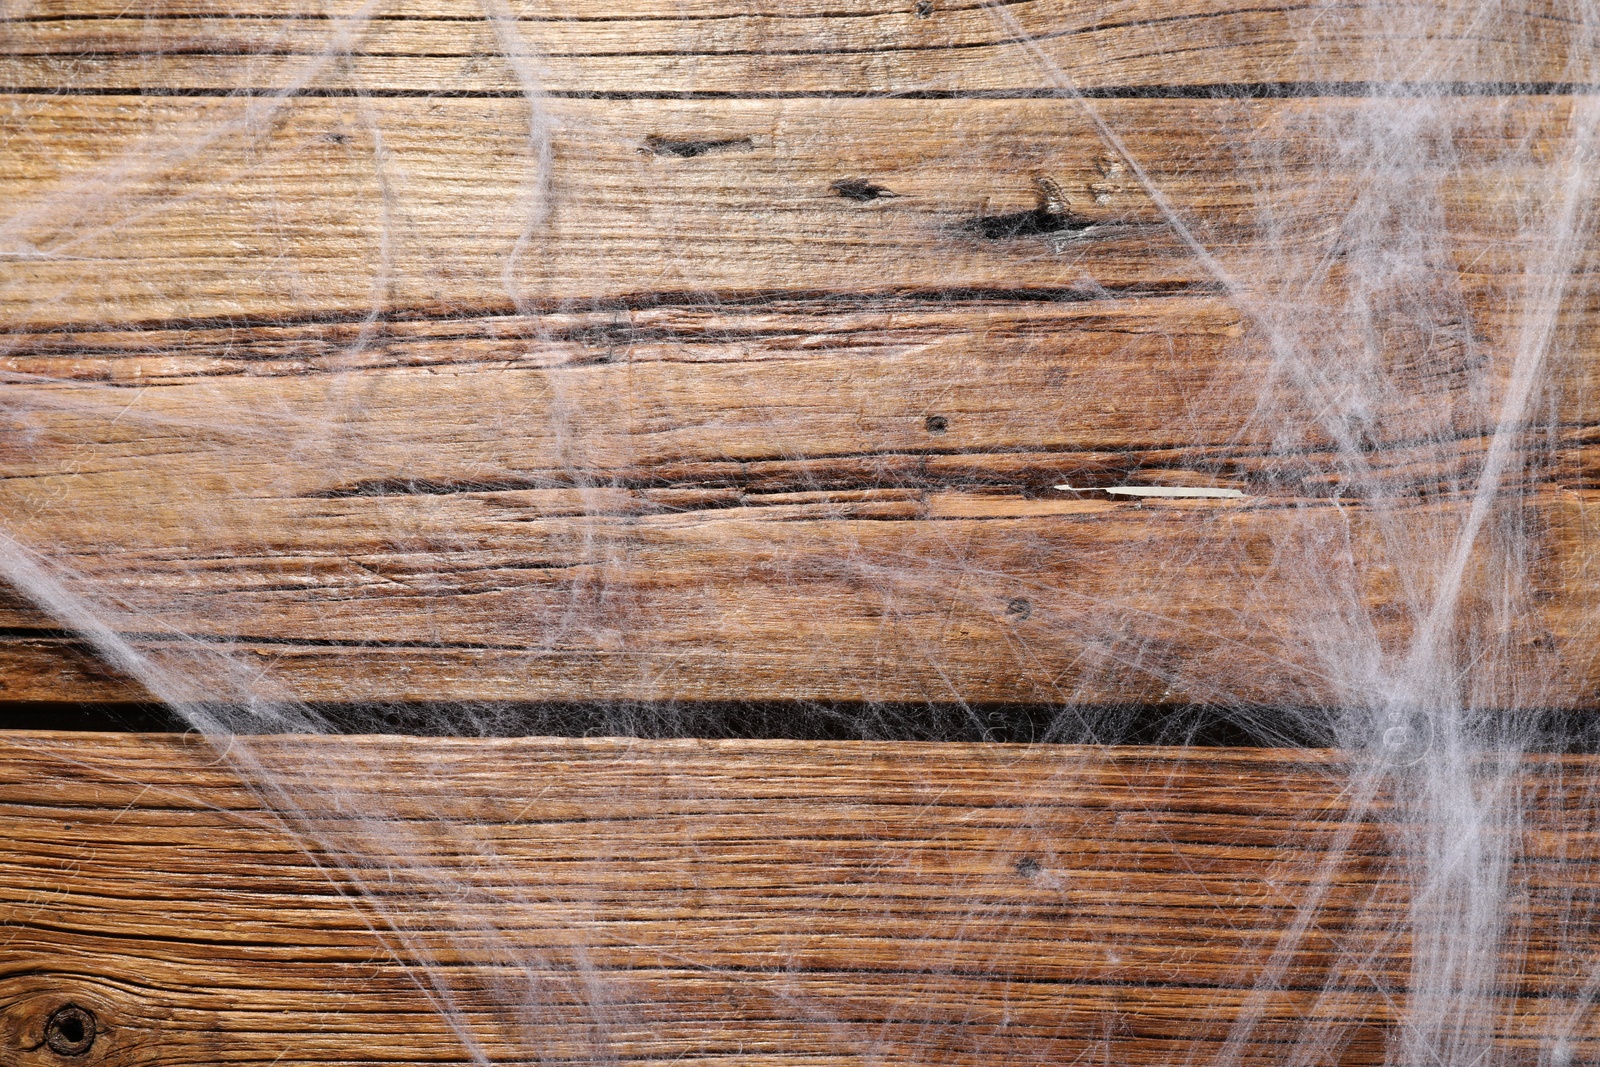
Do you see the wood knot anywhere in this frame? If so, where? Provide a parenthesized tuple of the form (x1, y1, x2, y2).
(44, 1005, 96, 1057)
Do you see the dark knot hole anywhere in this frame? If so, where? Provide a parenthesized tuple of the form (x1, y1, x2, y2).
(45, 1004, 97, 1057)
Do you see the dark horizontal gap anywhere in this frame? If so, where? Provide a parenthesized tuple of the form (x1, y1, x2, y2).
(0, 699, 1320, 744)
(3, 82, 1597, 98)
(299, 701, 1337, 745)
(0, 701, 186, 732)
(21, 45, 1118, 58)
(3, 283, 1212, 337)
(306, 446, 1184, 498)
(8, 700, 1600, 750)
(0, 10, 875, 21)
(302, 459, 1291, 501)
(0, 626, 537, 651)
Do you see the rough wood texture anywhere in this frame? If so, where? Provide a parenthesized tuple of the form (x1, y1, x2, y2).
(1, 0, 1589, 94)
(2, 95, 1590, 325)
(6, 285, 1589, 707)
(2, 2, 1597, 707)
(1, 732, 1597, 1065)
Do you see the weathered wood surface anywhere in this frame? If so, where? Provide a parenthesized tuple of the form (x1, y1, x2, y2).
(1, 0, 1590, 95)
(3, 95, 1593, 325)
(2, 2, 1598, 707)
(1, 732, 1597, 1065)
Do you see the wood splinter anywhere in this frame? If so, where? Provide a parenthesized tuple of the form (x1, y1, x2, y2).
(1055, 484, 1248, 499)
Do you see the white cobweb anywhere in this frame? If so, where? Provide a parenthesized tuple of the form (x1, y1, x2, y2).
(2, 0, 1600, 1062)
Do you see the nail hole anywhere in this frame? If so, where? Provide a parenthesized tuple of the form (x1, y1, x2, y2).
(831, 178, 896, 202)
(1005, 597, 1033, 620)
(1015, 856, 1041, 877)
(45, 1005, 96, 1057)
(913, 1, 934, 16)
(924, 415, 948, 434)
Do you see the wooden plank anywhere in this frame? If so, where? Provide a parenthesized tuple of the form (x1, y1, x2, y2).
(3, 94, 1598, 705)
(1, 732, 1598, 1065)
(0, 493, 1586, 707)
(0, 288, 1592, 706)
(2, 0, 1590, 95)
(2, 95, 1591, 328)
(4, 51, 1598, 708)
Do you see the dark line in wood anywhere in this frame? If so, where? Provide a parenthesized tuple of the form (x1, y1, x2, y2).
(0, 701, 181, 732)
(0, 0, 1051, 24)
(0, 283, 1220, 336)
(4, 649, 1599, 749)
(0, 0, 1202, 26)
(0, 694, 1339, 746)
(2, 82, 1598, 98)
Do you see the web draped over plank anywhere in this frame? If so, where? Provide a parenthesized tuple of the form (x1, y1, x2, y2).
(2, 0, 1600, 1062)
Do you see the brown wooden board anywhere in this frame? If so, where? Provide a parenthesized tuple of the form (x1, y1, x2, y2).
(1, 732, 1598, 1065)
(6, 5, 1600, 1065)
(3, 95, 1594, 326)
(2, 0, 1592, 96)
(3, 89, 1598, 707)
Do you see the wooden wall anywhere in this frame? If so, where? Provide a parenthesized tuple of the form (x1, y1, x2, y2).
(2, 1, 1599, 1063)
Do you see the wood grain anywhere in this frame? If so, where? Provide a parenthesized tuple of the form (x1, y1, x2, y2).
(1, 732, 1597, 1065)
(3, 5, 1598, 709)
(2, 0, 1591, 96)
(1, 292, 1594, 707)
(3, 95, 1592, 328)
